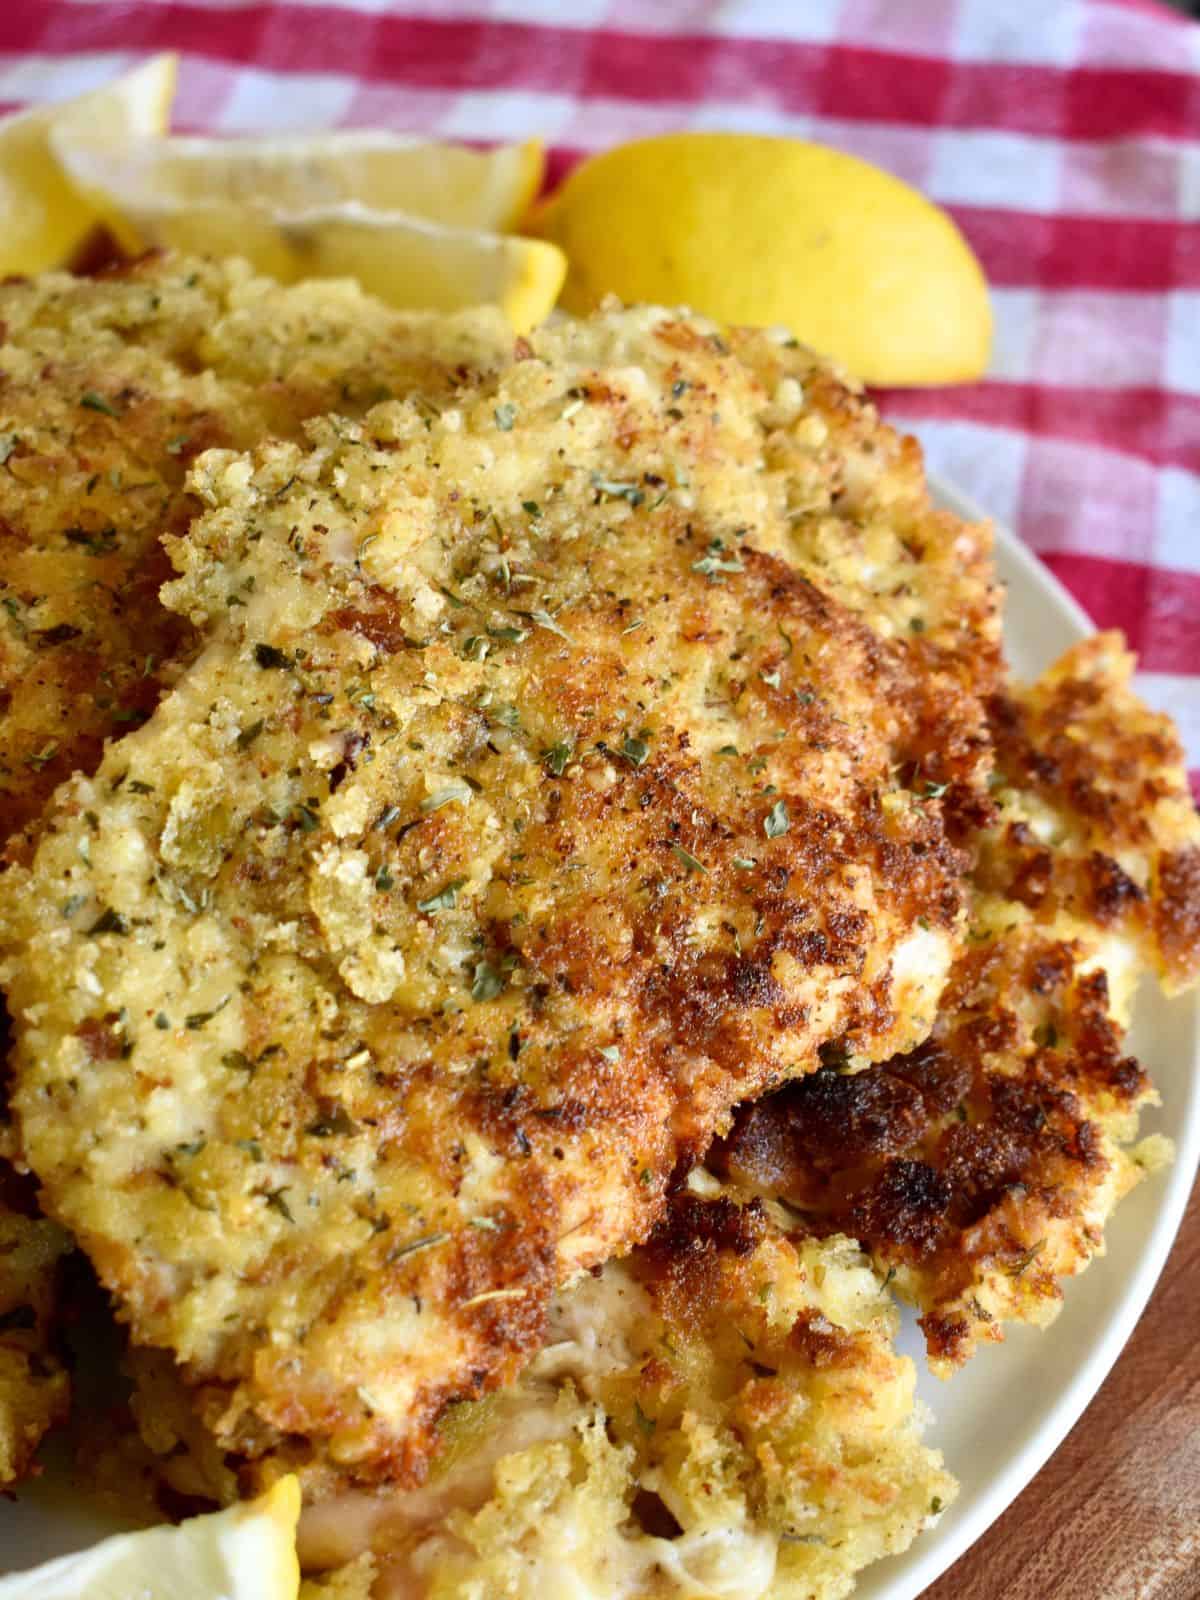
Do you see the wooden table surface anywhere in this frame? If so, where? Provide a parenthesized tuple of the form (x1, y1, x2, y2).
(924, 1178, 1200, 1600)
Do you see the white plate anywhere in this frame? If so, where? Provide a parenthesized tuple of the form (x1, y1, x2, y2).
(2, 481, 1198, 1591)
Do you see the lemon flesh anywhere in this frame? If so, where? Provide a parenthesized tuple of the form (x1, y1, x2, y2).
(59, 193, 563, 333)
(54, 132, 564, 333)
(54, 131, 544, 235)
(0, 55, 175, 275)
(530, 132, 991, 385)
(0, 1477, 300, 1599)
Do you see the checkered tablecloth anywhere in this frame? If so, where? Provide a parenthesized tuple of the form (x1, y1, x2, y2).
(3, 0, 1198, 788)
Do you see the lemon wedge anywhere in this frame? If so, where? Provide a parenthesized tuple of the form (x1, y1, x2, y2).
(0, 1476, 301, 1599)
(53, 132, 563, 332)
(529, 132, 991, 385)
(0, 54, 176, 275)
(54, 131, 545, 235)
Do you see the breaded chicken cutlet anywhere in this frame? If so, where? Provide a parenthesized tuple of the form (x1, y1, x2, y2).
(0, 253, 511, 846)
(715, 634, 1200, 1370)
(294, 1185, 953, 1600)
(0, 253, 514, 1479)
(0, 303, 999, 1488)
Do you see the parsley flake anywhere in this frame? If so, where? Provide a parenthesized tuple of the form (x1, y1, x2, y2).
(291, 801, 321, 833)
(387, 1231, 449, 1264)
(80, 391, 122, 418)
(1004, 1240, 1046, 1278)
(525, 608, 572, 641)
(764, 799, 790, 838)
(471, 961, 506, 1002)
(89, 907, 129, 936)
(264, 1187, 295, 1223)
(185, 996, 231, 1030)
(691, 544, 744, 579)
(633, 1401, 656, 1435)
(590, 472, 645, 507)
(671, 844, 707, 874)
(544, 740, 574, 777)
(25, 742, 58, 771)
(418, 878, 466, 914)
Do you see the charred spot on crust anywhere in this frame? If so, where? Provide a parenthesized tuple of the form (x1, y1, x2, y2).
(1086, 851, 1145, 924)
(646, 1192, 768, 1268)
(630, 1194, 774, 1348)
(329, 586, 416, 654)
(637, 1192, 765, 1284)
(919, 1309, 972, 1366)
(789, 1310, 863, 1369)
(714, 1039, 972, 1204)
(75, 1013, 129, 1063)
(713, 906, 1157, 1367)
(850, 1159, 953, 1257)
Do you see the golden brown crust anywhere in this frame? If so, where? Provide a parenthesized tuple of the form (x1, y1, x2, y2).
(0, 305, 997, 1483)
(0, 254, 512, 852)
(295, 1185, 953, 1598)
(0, 257, 515, 1487)
(715, 932, 1152, 1369)
(984, 632, 1200, 991)
(716, 634, 1197, 1369)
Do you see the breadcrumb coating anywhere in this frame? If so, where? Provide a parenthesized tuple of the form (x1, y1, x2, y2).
(0, 254, 510, 849)
(715, 635, 1196, 1369)
(295, 1186, 954, 1600)
(0, 303, 995, 1484)
(0, 253, 512, 1484)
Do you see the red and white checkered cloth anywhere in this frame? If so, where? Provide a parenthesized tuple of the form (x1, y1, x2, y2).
(3, 0, 1198, 787)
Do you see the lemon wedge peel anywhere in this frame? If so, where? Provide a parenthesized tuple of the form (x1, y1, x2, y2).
(529, 131, 992, 386)
(0, 1475, 301, 1600)
(0, 54, 176, 275)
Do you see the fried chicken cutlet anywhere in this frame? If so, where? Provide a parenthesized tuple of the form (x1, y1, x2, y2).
(0, 304, 999, 1486)
(0, 253, 514, 1480)
(296, 1184, 954, 1600)
(715, 634, 1200, 1370)
(0, 253, 510, 846)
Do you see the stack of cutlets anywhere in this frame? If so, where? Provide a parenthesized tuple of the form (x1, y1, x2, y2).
(0, 255, 1195, 1600)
